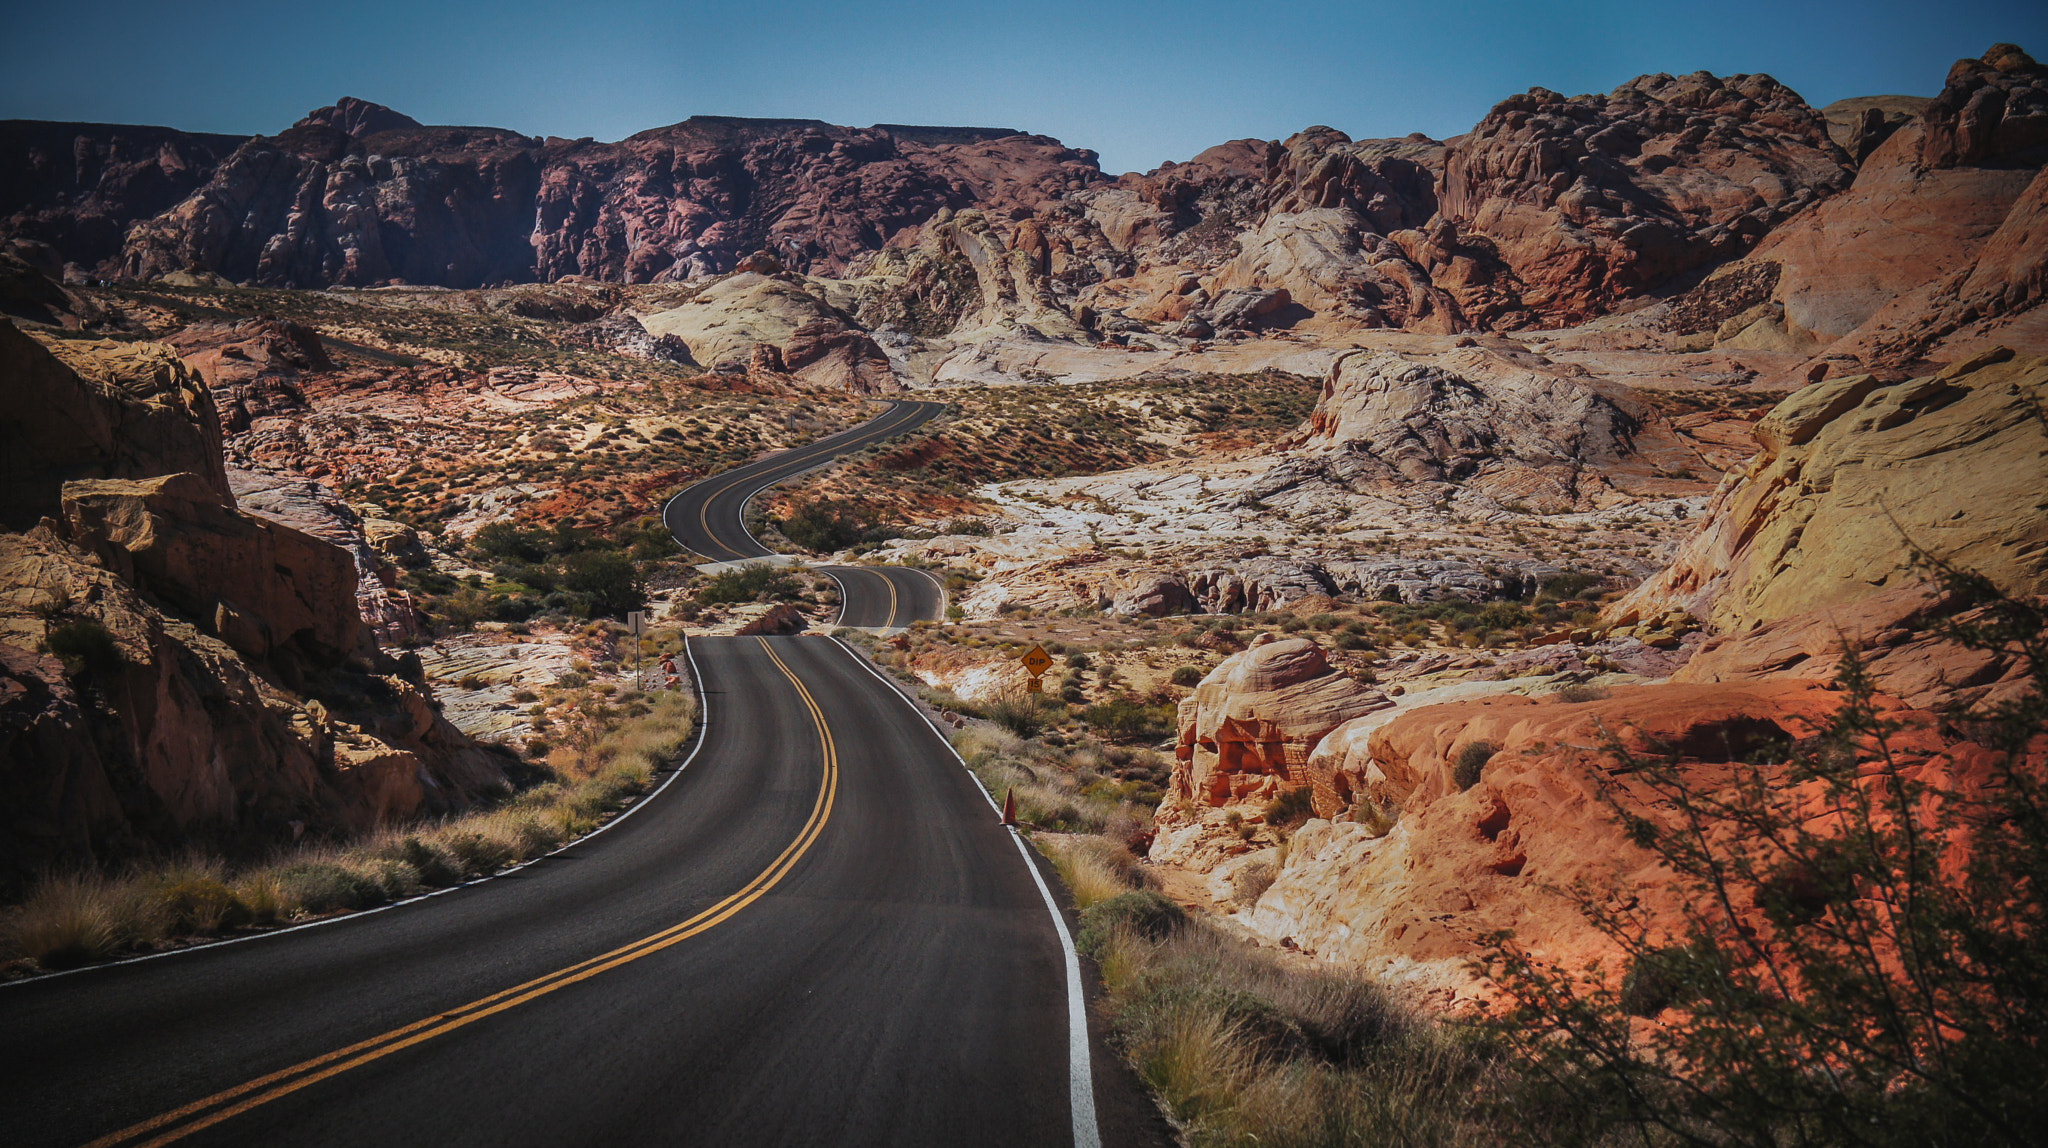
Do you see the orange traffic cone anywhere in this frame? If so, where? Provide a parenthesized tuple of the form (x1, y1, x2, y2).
(1000, 787, 1017, 827)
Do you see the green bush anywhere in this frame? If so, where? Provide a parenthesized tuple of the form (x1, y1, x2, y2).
(779, 499, 870, 552)
(697, 565, 798, 605)
(45, 619, 123, 677)
(1169, 665, 1205, 687)
(1452, 741, 1496, 790)
(557, 550, 645, 619)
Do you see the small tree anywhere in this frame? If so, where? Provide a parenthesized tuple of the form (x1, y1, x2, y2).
(1478, 561, 2048, 1147)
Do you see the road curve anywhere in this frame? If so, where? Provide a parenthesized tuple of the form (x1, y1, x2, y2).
(663, 399, 950, 631)
(3, 399, 1169, 1148)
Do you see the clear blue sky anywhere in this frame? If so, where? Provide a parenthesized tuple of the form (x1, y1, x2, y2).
(4, 0, 2042, 174)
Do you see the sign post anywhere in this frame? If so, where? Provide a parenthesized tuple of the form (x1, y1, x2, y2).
(1019, 643, 1053, 696)
(628, 611, 646, 687)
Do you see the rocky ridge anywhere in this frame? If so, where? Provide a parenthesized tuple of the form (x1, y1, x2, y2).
(6, 46, 2042, 390)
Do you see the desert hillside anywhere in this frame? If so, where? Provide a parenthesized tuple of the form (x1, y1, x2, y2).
(2, 38, 2043, 1148)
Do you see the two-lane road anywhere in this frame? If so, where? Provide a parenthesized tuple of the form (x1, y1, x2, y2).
(663, 399, 949, 631)
(3, 401, 1166, 1147)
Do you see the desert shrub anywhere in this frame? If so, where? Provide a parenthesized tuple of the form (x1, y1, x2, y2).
(154, 876, 250, 933)
(1453, 741, 1496, 790)
(1536, 570, 1604, 603)
(1263, 785, 1317, 830)
(1043, 836, 1145, 908)
(396, 837, 462, 887)
(440, 826, 516, 871)
(1555, 683, 1610, 703)
(2, 875, 136, 968)
(696, 564, 798, 605)
(1077, 890, 1187, 954)
(984, 695, 1048, 738)
(273, 862, 385, 914)
(779, 499, 870, 552)
(1170, 665, 1205, 687)
(1479, 560, 2048, 1148)
(556, 550, 645, 619)
(1230, 862, 1277, 908)
(1080, 697, 1175, 742)
(44, 619, 123, 676)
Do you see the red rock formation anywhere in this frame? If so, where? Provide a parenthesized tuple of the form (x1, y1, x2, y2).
(1164, 635, 1389, 817)
(1242, 680, 2017, 997)
(164, 318, 328, 432)
(1437, 72, 1851, 327)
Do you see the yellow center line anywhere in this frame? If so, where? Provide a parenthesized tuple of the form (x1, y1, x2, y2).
(85, 637, 838, 1148)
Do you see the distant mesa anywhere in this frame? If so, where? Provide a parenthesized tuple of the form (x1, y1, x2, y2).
(294, 96, 424, 138)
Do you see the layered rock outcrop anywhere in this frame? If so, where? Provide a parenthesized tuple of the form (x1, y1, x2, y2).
(1612, 349, 2048, 631)
(1155, 637, 1389, 853)
(0, 324, 508, 887)
(163, 318, 328, 432)
(0, 321, 229, 529)
(637, 271, 899, 391)
(1237, 682, 1856, 996)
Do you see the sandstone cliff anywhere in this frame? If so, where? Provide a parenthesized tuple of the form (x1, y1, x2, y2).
(1611, 348, 2048, 632)
(0, 324, 509, 888)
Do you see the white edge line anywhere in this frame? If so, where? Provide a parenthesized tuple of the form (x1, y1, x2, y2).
(828, 635, 1100, 1148)
(4, 635, 714, 989)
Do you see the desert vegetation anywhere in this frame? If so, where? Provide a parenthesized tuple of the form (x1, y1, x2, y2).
(0, 688, 695, 975)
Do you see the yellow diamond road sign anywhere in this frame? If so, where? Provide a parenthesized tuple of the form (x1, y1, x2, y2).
(1020, 644, 1054, 676)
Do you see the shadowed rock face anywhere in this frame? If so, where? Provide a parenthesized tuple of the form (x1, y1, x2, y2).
(0, 323, 509, 888)
(0, 321, 230, 530)
(0, 101, 1103, 289)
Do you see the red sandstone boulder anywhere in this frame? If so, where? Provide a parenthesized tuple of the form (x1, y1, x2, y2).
(1164, 635, 1389, 817)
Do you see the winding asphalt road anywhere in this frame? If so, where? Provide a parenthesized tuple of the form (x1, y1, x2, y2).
(2, 400, 1167, 1148)
(663, 399, 948, 631)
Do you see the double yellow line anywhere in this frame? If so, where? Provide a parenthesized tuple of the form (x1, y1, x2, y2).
(86, 638, 836, 1148)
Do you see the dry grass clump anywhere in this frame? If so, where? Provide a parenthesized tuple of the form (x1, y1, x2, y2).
(1081, 898, 1506, 1147)
(950, 722, 1156, 839)
(1040, 835, 1148, 908)
(0, 690, 696, 974)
